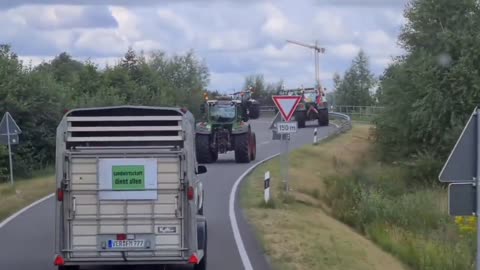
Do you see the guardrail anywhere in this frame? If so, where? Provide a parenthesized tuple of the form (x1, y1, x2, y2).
(259, 106, 276, 112)
(268, 110, 352, 140)
(331, 105, 383, 122)
(329, 112, 352, 134)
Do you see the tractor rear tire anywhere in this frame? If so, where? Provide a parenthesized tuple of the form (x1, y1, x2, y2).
(318, 109, 329, 126)
(211, 150, 218, 162)
(250, 132, 256, 161)
(234, 133, 251, 163)
(248, 104, 260, 119)
(295, 111, 306, 128)
(196, 135, 215, 164)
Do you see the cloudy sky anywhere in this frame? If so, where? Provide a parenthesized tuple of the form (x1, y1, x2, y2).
(0, 0, 408, 92)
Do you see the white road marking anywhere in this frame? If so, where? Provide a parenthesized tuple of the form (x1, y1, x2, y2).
(258, 141, 269, 146)
(0, 193, 54, 229)
(229, 153, 280, 270)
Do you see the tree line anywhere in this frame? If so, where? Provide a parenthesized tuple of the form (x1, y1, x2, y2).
(0, 45, 209, 180)
(332, 0, 480, 180)
(375, 0, 480, 170)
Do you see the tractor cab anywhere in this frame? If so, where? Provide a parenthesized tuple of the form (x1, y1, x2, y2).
(206, 98, 245, 123)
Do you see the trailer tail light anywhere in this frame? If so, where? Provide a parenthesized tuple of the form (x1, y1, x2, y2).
(188, 253, 199, 264)
(187, 186, 194, 200)
(57, 188, 64, 201)
(116, 234, 127, 240)
(54, 255, 65, 266)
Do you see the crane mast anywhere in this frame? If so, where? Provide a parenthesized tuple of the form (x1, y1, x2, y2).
(286, 39, 325, 90)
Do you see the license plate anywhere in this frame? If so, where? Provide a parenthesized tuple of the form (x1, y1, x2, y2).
(107, 239, 145, 249)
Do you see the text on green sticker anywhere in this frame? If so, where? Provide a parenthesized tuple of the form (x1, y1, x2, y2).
(112, 165, 145, 190)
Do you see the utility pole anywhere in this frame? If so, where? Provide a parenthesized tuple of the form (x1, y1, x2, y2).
(286, 39, 326, 89)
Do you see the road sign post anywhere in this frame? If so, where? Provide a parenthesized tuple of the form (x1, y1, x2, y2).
(476, 107, 480, 269)
(272, 95, 302, 193)
(0, 112, 22, 185)
(6, 114, 12, 185)
(439, 106, 480, 270)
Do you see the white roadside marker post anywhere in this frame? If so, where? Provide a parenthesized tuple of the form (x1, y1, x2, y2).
(313, 128, 318, 145)
(264, 171, 270, 203)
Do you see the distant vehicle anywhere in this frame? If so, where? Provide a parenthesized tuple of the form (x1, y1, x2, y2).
(279, 87, 329, 128)
(54, 106, 207, 270)
(231, 87, 260, 119)
(196, 94, 257, 163)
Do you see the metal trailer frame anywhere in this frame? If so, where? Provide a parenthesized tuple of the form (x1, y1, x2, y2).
(53, 106, 206, 268)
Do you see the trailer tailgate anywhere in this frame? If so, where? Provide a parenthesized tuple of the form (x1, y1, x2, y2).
(64, 153, 187, 260)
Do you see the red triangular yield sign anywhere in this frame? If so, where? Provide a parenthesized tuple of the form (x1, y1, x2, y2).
(272, 95, 302, 122)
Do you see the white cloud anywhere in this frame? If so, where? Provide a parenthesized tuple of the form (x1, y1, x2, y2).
(133, 40, 165, 52)
(383, 9, 407, 26)
(157, 8, 195, 41)
(209, 72, 245, 92)
(207, 30, 253, 51)
(109, 6, 141, 40)
(330, 43, 360, 59)
(262, 44, 311, 61)
(362, 30, 403, 57)
(312, 10, 351, 42)
(261, 2, 295, 39)
(74, 29, 128, 55)
(372, 57, 394, 67)
(0, 0, 407, 91)
(18, 55, 54, 66)
(7, 5, 117, 30)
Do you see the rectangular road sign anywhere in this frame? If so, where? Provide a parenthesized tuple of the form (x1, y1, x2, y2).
(439, 108, 477, 182)
(448, 183, 476, 216)
(277, 122, 297, 134)
(0, 134, 19, 145)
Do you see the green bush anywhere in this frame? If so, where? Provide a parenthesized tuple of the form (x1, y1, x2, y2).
(0, 45, 211, 178)
(325, 162, 475, 270)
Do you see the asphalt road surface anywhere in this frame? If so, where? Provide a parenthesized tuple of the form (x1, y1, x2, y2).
(0, 116, 337, 270)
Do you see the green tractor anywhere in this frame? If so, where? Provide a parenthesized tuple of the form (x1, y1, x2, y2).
(195, 94, 257, 164)
(231, 87, 260, 119)
(279, 87, 329, 128)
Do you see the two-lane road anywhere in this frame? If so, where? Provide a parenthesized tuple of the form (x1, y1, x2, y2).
(0, 117, 337, 270)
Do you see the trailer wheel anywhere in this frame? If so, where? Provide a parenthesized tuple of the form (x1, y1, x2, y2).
(248, 103, 260, 119)
(196, 135, 215, 163)
(234, 133, 251, 163)
(295, 111, 306, 128)
(195, 218, 207, 270)
(318, 109, 329, 126)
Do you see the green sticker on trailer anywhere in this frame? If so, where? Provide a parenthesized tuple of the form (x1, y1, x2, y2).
(112, 165, 145, 190)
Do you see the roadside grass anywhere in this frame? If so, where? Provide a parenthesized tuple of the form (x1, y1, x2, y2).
(242, 124, 476, 270)
(241, 125, 407, 270)
(0, 169, 55, 223)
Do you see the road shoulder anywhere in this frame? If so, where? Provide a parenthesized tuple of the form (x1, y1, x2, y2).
(241, 125, 407, 270)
